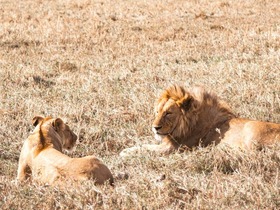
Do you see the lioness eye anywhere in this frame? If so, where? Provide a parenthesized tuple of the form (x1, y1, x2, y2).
(165, 112, 172, 116)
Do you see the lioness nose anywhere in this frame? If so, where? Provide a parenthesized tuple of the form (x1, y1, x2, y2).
(153, 125, 162, 131)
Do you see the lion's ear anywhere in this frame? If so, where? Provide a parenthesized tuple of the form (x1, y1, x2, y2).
(32, 116, 44, 126)
(177, 95, 193, 111)
(52, 118, 65, 131)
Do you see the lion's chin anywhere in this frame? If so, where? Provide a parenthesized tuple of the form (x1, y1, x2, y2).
(154, 134, 165, 142)
(64, 145, 76, 154)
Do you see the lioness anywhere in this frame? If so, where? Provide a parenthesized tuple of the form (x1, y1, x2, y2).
(17, 116, 114, 185)
(120, 85, 280, 156)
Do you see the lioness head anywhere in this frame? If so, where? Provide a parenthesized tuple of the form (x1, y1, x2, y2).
(32, 116, 78, 151)
(152, 85, 197, 143)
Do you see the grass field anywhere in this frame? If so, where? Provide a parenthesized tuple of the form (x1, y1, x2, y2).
(0, 0, 280, 209)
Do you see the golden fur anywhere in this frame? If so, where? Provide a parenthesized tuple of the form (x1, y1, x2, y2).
(17, 116, 114, 185)
(120, 85, 280, 156)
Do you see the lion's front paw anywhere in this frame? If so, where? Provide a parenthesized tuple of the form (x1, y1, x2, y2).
(119, 147, 141, 157)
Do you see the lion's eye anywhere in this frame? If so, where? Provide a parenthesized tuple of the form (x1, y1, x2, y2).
(165, 112, 172, 116)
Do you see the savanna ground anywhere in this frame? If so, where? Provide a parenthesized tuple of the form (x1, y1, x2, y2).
(0, 0, 280, 209)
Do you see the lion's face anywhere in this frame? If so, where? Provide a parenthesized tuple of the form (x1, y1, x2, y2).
(32, 116, 78, 151)
(152, 98, 182, 141)
(55, 121, 78, 151)
(152, 85, 195, 143)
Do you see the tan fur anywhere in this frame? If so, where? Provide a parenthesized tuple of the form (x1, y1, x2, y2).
(120, 85, 280, 156)
(17, 116, 114, 185)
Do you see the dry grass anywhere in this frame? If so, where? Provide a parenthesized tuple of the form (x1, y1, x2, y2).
(0, 0, 280, 209)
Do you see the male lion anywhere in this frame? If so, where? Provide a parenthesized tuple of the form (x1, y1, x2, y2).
(17, 116, 114, 185)
(120, 85, 280, 156)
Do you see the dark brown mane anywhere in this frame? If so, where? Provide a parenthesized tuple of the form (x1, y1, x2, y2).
(159, 85, 236, 147)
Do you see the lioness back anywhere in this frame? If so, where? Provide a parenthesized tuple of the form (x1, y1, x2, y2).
(69, 156, 114, 185)
(17, 116, 114, 186)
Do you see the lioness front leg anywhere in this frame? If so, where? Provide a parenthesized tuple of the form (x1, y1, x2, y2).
(17, 143, 31, 181)
(120, 142, 175, 157)
(17, 160, 30, 181)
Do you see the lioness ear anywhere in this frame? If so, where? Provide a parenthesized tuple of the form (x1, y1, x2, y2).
(32, 116, 44, 126)
(52, 118, 65, 131)
(177, 96, 193, 111)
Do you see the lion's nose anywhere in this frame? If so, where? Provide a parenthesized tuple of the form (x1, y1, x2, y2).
(153, 125, 162, 131)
